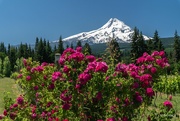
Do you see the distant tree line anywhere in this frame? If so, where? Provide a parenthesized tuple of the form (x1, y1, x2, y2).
(0, 36, 92, 77)
(1, 28, 180, 77)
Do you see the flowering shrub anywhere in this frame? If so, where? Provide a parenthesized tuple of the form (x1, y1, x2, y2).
(0, 48, 175, 120)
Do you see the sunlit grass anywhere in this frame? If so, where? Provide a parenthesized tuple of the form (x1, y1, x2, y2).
(0, 78, 20, 113)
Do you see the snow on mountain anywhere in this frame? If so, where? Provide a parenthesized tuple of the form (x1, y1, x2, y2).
(54, 18, 150, 45)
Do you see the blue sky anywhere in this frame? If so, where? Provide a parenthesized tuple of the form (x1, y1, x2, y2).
(0, 0, 180, 45)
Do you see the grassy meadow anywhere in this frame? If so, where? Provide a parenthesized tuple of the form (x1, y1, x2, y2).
(0, 78, 20, 114)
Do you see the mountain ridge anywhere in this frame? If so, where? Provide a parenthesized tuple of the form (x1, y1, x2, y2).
(53, 18, 150, 45)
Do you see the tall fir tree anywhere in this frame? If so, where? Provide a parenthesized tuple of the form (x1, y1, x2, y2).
(9, 47, 17, 72)
(173, 30, 180, 62)
(57, 36, 64, 54)
(130, 27, 139, 62)
(3, 56, 11, 77)
(34, 37, 39, 61)
(76, 40, 82, 48)
(83, 43, 92, 55)
(152, 30, 164, 51)
(70, 43, 74, 49)
(147, 39, 154, 53)
(103, 38, 121, 66)
(137, 32, 148, 57)
(46, 41, 53, 63)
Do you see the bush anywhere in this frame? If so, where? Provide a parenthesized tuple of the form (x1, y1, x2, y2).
(0, 48, 176, 121)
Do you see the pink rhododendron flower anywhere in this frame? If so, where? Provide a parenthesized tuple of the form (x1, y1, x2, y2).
(69, 52, 85, 62)
(115, 63, 127, 72)
(10, 112, 16, 120)
(17, 74, 22, 78)
(76, 46, 82, 52)
(124, 97, 130, 106)
(3, 110, 7, 116)
(60, 90, 72, 102)
(26, 75, 31, 81)
(52, 71, 62, 82)
(41, 112, 46, 118)
(86, 55, 96, 62)
(106, 117, 115, 121)
(97, 120, 103, 121)
(13, 103, 18, 108)
(146, 88, 154, 97)
(63, 65, 71, 73)
(23, 59, 27, 66)
(145, 55, 154, 62)
(95, 62, 108, 73)
(150, 67, 157, 74)
(0, 115, 4, 120)
(136, 57, 145, 64)
(62, 103, 71, 110)
(34, 86, 39, 91)
(116, 97, 120, 103)
(151, 51, 159, 57)
(132, 82, 139, 89)
(169, 95, 172, 100)
(36, 66, 44, 72)
(122, 117, 128, 121)
(159, 51, 165, 57)
(59, 57, 65, 65)
(48, 83, 55, 90)
(96, 92, 102, 101)
(135, 92, 143, 103)
(78, 72, 91, 85)
(16, 96, 24, 105)
(31, 113, 37, 119)
(163, 100, 173, 109)
(140, 74, 152, 82)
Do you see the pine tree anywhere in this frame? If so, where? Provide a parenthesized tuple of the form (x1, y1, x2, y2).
(46, 41, 53, 63)
(137, 32, 148, 57)
(76, 40, 82, 48)
(83, 43, 92, 55)
(3, 56, 11, 77)
(34, 37, 39, 61)
(57, 36, 64, 54)
(147, 39, 154, 53)
(152, 30, 164, 51)
(9, 47, 17, 72)
(104, 38, 121, 66)
(173, 30, 180, 62)
(37, 38, 44, 63)
(130, 27, 139, 62)
(70, 43, 74, 49)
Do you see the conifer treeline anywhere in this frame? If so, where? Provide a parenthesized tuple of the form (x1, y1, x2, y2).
(0, 37, 92, 76)
(0, 28, 180, 76)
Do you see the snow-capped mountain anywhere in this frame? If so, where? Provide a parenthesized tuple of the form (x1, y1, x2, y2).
(54, 18, 150, 45)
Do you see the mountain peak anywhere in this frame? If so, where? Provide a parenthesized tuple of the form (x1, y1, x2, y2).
(55, 18, 150, 45)
(101, 18, 125, 29)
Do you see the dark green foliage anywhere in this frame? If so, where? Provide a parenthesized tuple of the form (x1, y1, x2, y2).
(3, 56, 11, 77)
(130, 27, 148, 62)
(152, 30, 164, 51)
(57, 36, 64, 54)
(83, 43, 92, 55)
(70, 43, 74, 49)
(76, 40, 82, 48)
(103, 38, 121, 66)
(46, 41, 53, 63)
(173, 30, 180, 62)
(9, 46, 17, 72)
(147, 39, 154, 53)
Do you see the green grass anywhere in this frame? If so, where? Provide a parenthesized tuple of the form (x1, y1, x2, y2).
(0, 78, 20, 114)
(150, 93, 180, 120)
